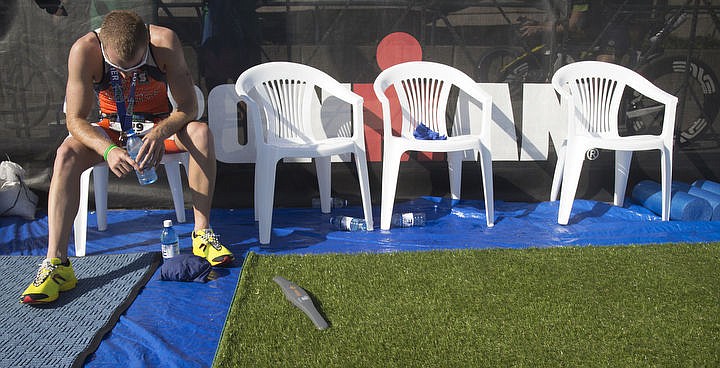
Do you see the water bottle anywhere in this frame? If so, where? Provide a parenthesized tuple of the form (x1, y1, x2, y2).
(391, 212, 426, 228)
(125, 131, 158, 185)
(160, 219, 180, 259)
(329, 216, 367, 231)
(312, 197, 348, 208)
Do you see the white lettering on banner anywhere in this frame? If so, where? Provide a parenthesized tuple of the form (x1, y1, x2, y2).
(208, 83, 567, 163)
(519, 84, 566, 161)
(479, 83, 519, 161)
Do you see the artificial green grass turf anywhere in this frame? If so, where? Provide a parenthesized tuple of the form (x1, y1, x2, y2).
(213, 243, 720, 367)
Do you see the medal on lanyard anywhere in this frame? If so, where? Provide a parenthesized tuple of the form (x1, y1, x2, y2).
(108, 67, 138, 135)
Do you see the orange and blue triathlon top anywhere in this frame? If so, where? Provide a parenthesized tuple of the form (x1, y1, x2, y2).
(92, 27, 182, 153)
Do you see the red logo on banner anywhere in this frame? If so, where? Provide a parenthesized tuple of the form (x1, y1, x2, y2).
(376, 32, 422, 70)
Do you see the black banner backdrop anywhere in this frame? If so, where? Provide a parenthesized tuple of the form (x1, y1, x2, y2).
(1, 0, 718, 211)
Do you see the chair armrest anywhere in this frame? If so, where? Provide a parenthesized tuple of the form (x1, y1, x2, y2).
(456, 82, 493, 142)
(350, 95, 365, 141)
(314, 81, 365, 140)
(625, 76, 679, 139)
(626, 75, 678, 108)
(372, 81, 395, 141)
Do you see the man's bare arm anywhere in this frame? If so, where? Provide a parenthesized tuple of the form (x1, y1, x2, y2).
(64, 34, 138, 176)
(147, 25, 197, 141)
(132, 26, 197, 169)
(64, 35, 115, 157)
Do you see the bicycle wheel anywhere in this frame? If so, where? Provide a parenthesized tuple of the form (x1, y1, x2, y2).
(635, 56, 720, 147)
(476, 47, 521, 82)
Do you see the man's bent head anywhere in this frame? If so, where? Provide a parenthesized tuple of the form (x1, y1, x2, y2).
(99, 10, 149, 71)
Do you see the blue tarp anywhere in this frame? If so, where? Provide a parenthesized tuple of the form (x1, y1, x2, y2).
(2, 198, 720, 367)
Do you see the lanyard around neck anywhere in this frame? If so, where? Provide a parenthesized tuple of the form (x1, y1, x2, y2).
(109, 67, 138, 133)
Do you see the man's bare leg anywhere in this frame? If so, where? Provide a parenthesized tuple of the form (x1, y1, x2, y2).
(175, 120, 233, 266)
(21, 136, 101, 303)
(47, 137, 104, 261)
(175, 120, 216, 231)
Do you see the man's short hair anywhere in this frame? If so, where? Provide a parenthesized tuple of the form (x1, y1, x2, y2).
(99, 10, 147, 60)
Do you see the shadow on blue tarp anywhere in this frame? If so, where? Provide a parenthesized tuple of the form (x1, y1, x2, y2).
(2, 198, 720, 367)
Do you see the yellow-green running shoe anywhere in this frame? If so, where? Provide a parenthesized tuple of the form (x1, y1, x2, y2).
(192, 229, 234, 266)
(21, 258, 77, 304)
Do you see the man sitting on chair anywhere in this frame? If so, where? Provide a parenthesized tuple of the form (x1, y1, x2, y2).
(21, 9, 234, 304)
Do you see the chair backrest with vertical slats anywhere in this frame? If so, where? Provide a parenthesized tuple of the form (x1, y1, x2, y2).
(237, 62, 357, 146)
(557, 74, 625, 137)
(374, 61, 492, 140)
(551, 61, 675, 139)
(255, 78, 314, 144)
(394, 77, 452, 138)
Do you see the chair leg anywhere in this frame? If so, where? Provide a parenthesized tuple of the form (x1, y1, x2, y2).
(256, 156, 278, 244)
(355, 148, 374, 230)
(73, 167, 93, 257)
(315, 156, 332, 213)
(550, 140, 567, 202)
(660, 147, 673, 221)
(254, 163, 260, 222)
(93, 164, 109, 232)
(614, 150, 633, 207)
(380, 151, 402, 230)
(73, 154, 191, 254)
(163, 159, 186, 223)
(478, 143, 495, 227)
(447, 151, 463, 200)
(557, 144, 585, 225)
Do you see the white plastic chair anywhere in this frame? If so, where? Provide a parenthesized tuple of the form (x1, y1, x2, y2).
(373, 61, 495, 230)
(72, 85, 204, 256)
(235, 62, 374, 244)
(550, 61, 677, 225)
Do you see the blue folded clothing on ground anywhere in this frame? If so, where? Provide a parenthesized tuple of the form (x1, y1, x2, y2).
(160, 254, 212, 283)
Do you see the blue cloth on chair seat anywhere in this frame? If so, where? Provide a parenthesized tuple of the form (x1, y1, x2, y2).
(413, 123, 446, 140)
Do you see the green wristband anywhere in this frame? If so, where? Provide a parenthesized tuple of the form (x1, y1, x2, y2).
(103, 144, 119, 161)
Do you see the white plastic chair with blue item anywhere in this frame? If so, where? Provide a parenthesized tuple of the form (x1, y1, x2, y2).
(72, 85, 204, 256)
(373, 61, 495, 230)
(550, 61, 677, 225)
(235, 61, 374, 244)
